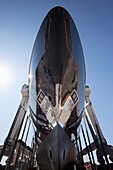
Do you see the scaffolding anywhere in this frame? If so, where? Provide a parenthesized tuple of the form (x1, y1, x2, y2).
(0, 85, 113, 170)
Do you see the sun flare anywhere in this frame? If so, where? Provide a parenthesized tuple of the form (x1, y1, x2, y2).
(0, 66, 12, 86)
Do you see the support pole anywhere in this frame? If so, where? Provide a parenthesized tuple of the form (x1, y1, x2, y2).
(0, 85, 29, 168)
(81, 125, 94, 170)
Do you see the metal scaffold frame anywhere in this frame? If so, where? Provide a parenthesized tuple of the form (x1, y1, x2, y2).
(0, 85, 37, 170)
(0, 85, 113, 170)
(76, 86, 113, 170)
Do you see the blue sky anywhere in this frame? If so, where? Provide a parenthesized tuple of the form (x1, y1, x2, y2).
(0, 0, 113, 147)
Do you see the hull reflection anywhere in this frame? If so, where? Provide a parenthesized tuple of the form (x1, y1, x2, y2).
(29, 6, 86, 170)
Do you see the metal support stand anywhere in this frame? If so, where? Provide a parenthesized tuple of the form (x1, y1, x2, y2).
(0, 85, 29, 169)
(83, 85, 113, 169)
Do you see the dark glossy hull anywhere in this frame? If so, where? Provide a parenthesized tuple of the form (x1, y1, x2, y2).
(29, 6, 86, 170)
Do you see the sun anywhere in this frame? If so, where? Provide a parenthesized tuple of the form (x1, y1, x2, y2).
(0, 66, 12, 86)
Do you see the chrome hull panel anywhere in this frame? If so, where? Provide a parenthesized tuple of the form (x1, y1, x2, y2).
(29, 6, 86, 170)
